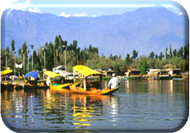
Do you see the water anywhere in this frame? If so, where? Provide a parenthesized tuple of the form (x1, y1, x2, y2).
(1, 80, 189, 132)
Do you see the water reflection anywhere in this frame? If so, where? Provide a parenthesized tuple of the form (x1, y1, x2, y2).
(1, 80, 189, 131)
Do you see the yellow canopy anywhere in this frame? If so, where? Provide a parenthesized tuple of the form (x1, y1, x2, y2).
(44, 71, 60, 78)
(73, 65, 102, 77)
(1, 70, 13, 76)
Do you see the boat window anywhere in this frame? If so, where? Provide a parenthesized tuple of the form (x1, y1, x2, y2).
(173, 70, 181, 74)
(131, 71, 141, 75)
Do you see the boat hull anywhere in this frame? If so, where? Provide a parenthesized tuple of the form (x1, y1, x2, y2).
(1, 83, 14, 91)
(70, 84, 118, 95)
(49, 83, 71, 90)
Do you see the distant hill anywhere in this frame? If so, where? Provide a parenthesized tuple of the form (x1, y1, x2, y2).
(1, 7, 189, 58)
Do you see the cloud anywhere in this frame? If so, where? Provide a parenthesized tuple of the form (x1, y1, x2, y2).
(92, 15, 96, 17)
(6, 0, 42, 13)
(178, 12, 184, 15)
(59, 12, 88, 17)
(28, 7, 42, 13)
(73, 12, 87, 17)
(11, 0, 31, 11)
(59, 12, 70, 17)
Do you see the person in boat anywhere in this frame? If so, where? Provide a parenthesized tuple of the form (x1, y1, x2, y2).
(108, 73, 119, 89)
(46, 76, 51, 86)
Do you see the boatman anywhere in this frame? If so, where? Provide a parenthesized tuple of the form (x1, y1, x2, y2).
(108, 73, 119, 89)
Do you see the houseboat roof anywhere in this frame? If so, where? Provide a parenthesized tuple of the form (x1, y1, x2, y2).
(127, 69, 141, 72)
(148, 69, 160, 72)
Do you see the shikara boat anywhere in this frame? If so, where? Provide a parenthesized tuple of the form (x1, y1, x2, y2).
(70, 65, 119, 95)
(44, 71, 71, 90)
(1, 69, 19, 91)
(24, 71, 38, 89)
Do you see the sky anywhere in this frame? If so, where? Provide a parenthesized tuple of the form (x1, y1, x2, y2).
(0, 0, 188, 18)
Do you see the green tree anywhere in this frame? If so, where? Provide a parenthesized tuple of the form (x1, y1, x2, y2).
(11, 39, 15, 52)
(155, 54, 158, 59)
(184, 43, 189, 60)
(149, 51, 155, 58)
(173, 49, 177, 56)
(177, 46, 183, 58)
(139, 57, 148, 75)
(46, 42, 54, 70)
(169, 45, 172, 58)
(54, 36, 59, 66)
(147, 58, 156, 69)
(5, 46, 9, 54)
(132, 50, 138, 60)
(22, 42, 27, 56)
(165, 47, 168, 59)
(125, 53, 131, 65)
(109, 53, 113, 60)
(18, 48, 21, 58)
(159, 52, 163, 60)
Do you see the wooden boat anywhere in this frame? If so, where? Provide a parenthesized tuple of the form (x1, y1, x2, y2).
(24, 71, 38, 89)
(70, 65, 119, 95)
(14, 84, 24, 90)
(1, 69, 18, 91)
(44, 71, 71, 90)
(59, 70, 76, 83)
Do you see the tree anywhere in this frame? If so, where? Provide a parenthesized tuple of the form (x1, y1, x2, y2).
(165, 47, 168, 59)
(139, 57, 148, 75)
(155, 54, 158, 59)
(73, 40, 78, 55)
(132, 50, 138, 60)
(159, 52, 163, 60)
(184, 43, 189, 60)
(11, 39, 15, 52)
(109, 53, 113, 60)
(169, 45, 172, 58)
(46, 42, 54, 70)
(5, 46, 9, 54)
(125, 53, 131, 65)
(187, 42, 189, 60)
(177, 46, 183, 58)
(18, 48, 21, 58)
(149, 51, 155, 58)
(173, 49, 177, 56)
(54, 36, 59, 63)
(22, 42, 27, 55)
(99, 57, 113, 70)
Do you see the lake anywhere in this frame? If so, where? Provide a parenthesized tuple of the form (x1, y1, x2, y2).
(1, 79, 189, 132)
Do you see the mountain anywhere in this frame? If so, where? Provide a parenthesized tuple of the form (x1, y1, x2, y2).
(1, 7, 189, 58)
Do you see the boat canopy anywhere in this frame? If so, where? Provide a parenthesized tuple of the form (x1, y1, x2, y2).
(1, 70, 13, 75)
(59, 70, 73, 77)
(24, 71, 38, 78)
(44, 71, 61, 78)
(73, 65, 102, 77)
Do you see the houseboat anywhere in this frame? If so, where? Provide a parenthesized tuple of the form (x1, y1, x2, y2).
(146, 69, 160, 80)
(125, 69, 142, 80)
(44, 71, 71, 90)
(169, 69, 183, 80)
(158, 70, 170, 80)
